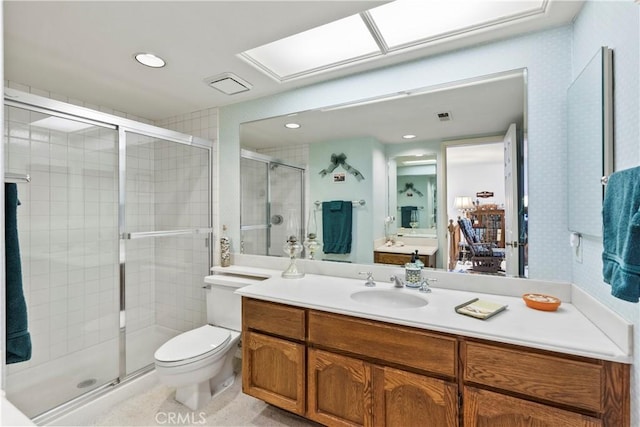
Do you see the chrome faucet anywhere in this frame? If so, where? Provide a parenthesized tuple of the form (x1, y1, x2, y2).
(419, 278, 437, 293)
(390, 275, 405, 288)
(359, 271, 376, 287)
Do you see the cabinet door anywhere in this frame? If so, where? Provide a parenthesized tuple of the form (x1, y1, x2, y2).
(308, 348, 373, 427)
(242, 331, 305, 415)
(463, 386, 602, 427)
(373, 366, 458, 427)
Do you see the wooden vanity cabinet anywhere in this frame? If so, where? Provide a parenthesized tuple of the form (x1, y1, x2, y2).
(241, 298, 306, 415)
(461, 340, 630, 427)
(463, 386, 602, 427)
(373, 365, 459, 427)
(308, 309, 459, 427)
(373, 251, 436, 268)
(308, 349, 373, 427)
(241, 298, 630, 427)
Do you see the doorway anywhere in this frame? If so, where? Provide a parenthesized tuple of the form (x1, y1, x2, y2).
(444, 126, 527, 277)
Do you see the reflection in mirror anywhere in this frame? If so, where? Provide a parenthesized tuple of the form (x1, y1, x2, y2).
(239, 69, 527, 277)
(239, 149, 305, 257)
(390, 155, 437, 237)
(567, 46, 613, 237)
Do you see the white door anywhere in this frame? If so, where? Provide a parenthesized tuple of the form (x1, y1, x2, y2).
(503, 123, 520, 276)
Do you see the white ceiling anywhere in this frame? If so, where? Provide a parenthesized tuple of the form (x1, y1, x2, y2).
(4, 1, 583, 121)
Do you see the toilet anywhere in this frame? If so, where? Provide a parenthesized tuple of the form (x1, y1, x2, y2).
(154, 276, 244, 411)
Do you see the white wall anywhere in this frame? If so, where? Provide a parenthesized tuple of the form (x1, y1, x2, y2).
(309, 137, 383, 263)
(570, 2, 640, 425)
(219, 12, 638, 421)
(446, 161, 505, 222)
(220, 25, 573, 282)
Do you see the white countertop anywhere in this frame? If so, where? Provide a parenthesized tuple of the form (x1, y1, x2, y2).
(224, 266, 632, 363)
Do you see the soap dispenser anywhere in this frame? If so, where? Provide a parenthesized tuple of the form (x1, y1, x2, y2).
(405, 252, 421, 288)
(414, 250, 424, 269)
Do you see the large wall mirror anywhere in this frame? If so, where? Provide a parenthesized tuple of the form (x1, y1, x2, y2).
(567, 46, 614, 237)
(239, 69, 527, 275)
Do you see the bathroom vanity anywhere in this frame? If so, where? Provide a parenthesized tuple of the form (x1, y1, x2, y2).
(231, 266, 631, 427)
(373, 246, 437, 268)
(373, 236, 438, 268)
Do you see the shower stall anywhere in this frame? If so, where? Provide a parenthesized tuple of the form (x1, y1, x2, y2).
(240, 149, 305, 257)
(2, 89, 212, 421)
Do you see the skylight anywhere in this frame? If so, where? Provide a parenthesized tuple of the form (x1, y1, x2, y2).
(240, 0, 549, 82)
(241, 14, 380, 80)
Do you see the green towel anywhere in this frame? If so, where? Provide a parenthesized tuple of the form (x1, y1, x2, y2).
(5, 183, 31, 363)
(322, 201, 352, 254)
(602, 167, 640, 302)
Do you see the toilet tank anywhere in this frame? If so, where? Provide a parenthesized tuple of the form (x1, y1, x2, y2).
(204, 273, 267, 331)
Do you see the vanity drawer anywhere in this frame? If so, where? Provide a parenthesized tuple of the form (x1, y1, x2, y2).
(462, 341, 603, 412)
(308, 310, 456, 377)
(242, 298, 306, 341)
(373, 251, 433, 268)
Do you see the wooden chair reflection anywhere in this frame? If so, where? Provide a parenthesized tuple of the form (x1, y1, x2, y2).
(455, 217, 505, 273)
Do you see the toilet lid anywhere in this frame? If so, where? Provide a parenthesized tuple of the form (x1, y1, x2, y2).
(154, 325, 231, 363)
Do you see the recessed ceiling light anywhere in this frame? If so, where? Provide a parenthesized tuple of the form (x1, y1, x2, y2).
(402, 134, 417, 139)
(134, 52, 166, 68)
(285, 123, 301, 129)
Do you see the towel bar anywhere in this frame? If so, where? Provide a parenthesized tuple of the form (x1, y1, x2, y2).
(314, 200, 365, 209)
(4, 173, 31, 183)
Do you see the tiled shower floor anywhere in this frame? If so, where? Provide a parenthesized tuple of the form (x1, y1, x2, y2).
(6, 325, 179, 419)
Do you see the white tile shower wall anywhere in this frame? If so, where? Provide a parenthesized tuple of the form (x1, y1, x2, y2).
(124, 133, 157, 334)
(240, 157, 268, 255)
(153, 141, 210, 331)
(3, 81, 216, 370)
(154, 109, 218, 330)
(257, 144, 311, 247)
(4, 105, 120, 374)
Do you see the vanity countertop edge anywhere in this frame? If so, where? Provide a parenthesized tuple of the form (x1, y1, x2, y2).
(214, 264, 633, 364)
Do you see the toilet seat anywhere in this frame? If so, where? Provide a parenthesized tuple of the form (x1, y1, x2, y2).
(154, 325, 231, 367)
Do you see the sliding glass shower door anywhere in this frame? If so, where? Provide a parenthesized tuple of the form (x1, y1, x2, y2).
(3, 92, 213, 421)
(4, 105, 120, 417)
(122, 130, 212, 376)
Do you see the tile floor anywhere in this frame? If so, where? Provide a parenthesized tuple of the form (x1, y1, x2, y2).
(91, 373, 321, 427)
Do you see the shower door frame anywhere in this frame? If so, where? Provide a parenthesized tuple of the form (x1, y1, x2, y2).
(240, 149, 305, 257)
(3, 88, 213, 422)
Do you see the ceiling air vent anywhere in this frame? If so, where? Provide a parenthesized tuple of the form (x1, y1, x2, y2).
(436, 111, 452, 122)
(205, 73, 252, 95)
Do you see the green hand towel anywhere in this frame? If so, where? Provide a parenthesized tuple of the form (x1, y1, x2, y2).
(5, 183, 31, 363)
(322, 201, 352, 254)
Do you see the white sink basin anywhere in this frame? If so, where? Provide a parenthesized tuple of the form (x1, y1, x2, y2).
(350, 289, 428, 309)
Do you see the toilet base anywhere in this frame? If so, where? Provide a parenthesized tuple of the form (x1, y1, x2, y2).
(175, 381, 212, 411)
(173, 373, 235, 411)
